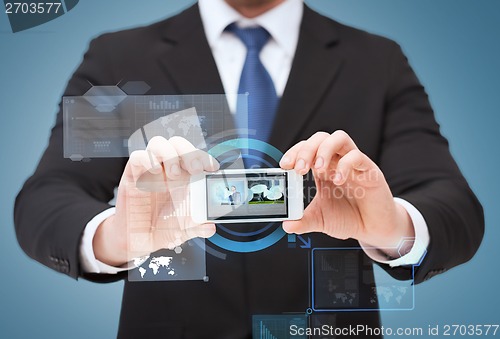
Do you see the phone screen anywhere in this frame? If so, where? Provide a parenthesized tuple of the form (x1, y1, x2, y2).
(205, 172, 288, 221)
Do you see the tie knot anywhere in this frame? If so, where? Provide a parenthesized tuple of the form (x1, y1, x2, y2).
(226, 24, 271, 51)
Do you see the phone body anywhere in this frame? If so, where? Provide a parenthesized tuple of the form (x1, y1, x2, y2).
(190, 168, 303, 223)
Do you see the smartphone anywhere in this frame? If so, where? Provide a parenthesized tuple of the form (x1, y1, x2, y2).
(190, 168, 303, 223)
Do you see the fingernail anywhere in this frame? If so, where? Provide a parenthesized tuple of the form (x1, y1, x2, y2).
(200, 224, 216, 237)
(170, 164, 181, 176)
(282, 222, 294, 233)
(333, 172, 342, 184)
(314, 157, 324, 169)
(281, 156, 290, 165)
(208, 156, 219, 171)
(282, 223, 290, 233)
(191, 159, 202, 171)
(150, 165, 162, 174)
(295, 159, 305, 171)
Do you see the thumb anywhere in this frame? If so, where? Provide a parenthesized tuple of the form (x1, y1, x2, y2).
(184, 223, 217, 240)
(282, 207, 322, 235)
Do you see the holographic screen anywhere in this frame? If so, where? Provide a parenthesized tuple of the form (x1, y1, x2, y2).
(63, 87, 248, 162)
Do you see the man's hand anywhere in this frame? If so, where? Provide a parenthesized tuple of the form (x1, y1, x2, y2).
(280, 131, 414, 256)
(93, 136, 219, 267)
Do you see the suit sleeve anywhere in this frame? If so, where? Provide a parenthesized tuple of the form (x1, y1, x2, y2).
(14, 35, 127, 281)
(378, 42, 484, 283)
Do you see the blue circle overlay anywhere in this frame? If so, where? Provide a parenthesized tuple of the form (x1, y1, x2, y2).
(206, 138, 287, 253)
(208, 138, 284, 163)
(209, 227, 286, 253)
(217, 222, 274, 237)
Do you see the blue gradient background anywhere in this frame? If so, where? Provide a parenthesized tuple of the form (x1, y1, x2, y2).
(1, 1, 498, 337)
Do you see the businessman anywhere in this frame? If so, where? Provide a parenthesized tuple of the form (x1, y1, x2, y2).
(229, 186, 242, 205)
(15, 0, 484, 338)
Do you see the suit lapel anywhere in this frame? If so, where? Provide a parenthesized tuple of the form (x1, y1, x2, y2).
(269, 5, 344, 153)
(156, 4, 225, 95)
(154, 5, 237, 143)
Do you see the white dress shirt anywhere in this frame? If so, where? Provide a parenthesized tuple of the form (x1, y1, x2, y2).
(199, 0, 302, 112)
(80, 0, 429, 274)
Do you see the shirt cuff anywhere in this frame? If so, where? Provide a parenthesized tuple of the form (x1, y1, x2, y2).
(79, 207, 132, 274)
(360, 197, 430, 267)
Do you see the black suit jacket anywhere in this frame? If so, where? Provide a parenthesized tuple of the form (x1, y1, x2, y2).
(15, 4, 484, 338)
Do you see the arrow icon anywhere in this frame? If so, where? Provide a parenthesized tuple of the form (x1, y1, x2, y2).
(297, 235, 311, 249)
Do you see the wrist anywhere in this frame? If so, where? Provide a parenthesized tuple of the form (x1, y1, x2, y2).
(93, 215, 128, 267)
(359, 202, 415, 257)
(379, 203, 415, 258)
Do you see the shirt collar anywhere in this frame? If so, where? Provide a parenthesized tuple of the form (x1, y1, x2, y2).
(199, 0, 303, 57)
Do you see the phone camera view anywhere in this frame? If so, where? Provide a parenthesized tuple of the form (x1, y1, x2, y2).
(206, 172, 288, 220)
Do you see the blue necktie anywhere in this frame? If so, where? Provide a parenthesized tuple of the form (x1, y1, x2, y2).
(227, 24, 279, 145)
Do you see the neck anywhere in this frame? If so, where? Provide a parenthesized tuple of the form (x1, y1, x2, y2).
(224, 0, 285, 18)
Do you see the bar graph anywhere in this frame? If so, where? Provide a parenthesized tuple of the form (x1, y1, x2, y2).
(252, 315, 307, 339)
(260, 321, 278, 339)
(321, 254, 342, 272)
(149, 99, 180, 110)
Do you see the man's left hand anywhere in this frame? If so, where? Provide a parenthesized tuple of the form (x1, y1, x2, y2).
(280, 131, 414, 255)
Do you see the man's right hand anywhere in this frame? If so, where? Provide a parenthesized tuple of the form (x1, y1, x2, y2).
(93, 136, 219, 267)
